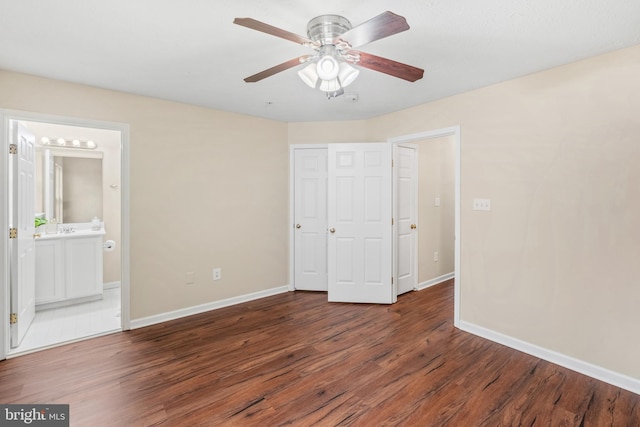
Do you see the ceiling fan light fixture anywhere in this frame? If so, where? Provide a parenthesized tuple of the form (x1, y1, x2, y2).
(319, 78, 341, 93)
(338, 62, 359, 87)
(316, 55, 340, 80)
(298, 63, 319, 88)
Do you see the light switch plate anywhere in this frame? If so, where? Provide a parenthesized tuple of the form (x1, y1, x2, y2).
(473, 198, 491, 211)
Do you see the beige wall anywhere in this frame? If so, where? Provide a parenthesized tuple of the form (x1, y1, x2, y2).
(288, 120, 368, 144)
(416, 136, 455, 283)
(0, 70, 289, 319)
(366, 45, 640, 379)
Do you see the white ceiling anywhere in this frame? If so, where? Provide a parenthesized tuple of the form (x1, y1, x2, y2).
(1, 1, 639, 122)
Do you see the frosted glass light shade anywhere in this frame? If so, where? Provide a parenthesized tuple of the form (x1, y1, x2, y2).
(298, 63, 319, 88)
(338, 62, 359, 87)
(319, 78, 341, 92)
(316, 55, 340, 80)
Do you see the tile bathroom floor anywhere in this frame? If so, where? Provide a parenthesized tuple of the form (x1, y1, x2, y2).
(10, 287, 121, 355)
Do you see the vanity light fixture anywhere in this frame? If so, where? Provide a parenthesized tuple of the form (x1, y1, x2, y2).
(39, 137, 97, 150)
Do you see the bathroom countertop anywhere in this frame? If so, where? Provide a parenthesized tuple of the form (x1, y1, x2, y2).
(36, 227, 106, 240)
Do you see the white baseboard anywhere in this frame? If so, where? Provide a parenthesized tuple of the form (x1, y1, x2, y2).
(103, 281, 121, 290)
(416, 272, 454, 291)
(131, 285, 289, 330)
(459, 320, 640, 396)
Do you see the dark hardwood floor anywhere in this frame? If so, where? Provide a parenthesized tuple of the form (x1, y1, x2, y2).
(1, 280, 638, 426)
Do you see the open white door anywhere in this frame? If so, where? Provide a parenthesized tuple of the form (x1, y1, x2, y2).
(10, 121, 37, 347)
(293, 148, 328, 291)
(395, 144, 418, 295)
(327, 143, 395, 304)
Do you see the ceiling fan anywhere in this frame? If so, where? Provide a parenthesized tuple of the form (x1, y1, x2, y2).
(233, 11, 424, 98)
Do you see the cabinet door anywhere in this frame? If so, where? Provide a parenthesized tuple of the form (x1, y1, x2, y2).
(35, 239, 65, 304)
(65, 237, 103, 299)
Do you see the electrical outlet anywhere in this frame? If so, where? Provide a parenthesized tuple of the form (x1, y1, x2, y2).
(434, 251, 439, 262)
(186, 272, 195, 285)
(213, 268, 221, 281)
(472, 198, 491, 211)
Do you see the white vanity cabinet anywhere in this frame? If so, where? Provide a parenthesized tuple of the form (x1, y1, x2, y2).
(35, 239, 65, 304)
(65, 236, 104, 299)
(35, 229, 104, 308)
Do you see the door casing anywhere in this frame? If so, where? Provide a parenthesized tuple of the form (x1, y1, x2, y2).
(0, 109, 131, 360)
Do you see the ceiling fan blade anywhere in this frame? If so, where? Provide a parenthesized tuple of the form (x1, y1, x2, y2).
(336, 11, 410, 48)
(244, 55, 312, 83)
(355, 52, 424, 82)
(234, 18, 313, 45)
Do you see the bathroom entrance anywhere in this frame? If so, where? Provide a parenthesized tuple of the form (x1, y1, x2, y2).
(1, 110, 130, 357)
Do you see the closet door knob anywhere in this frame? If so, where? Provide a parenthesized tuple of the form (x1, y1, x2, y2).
(296, 224, 301, 229)
(329, 227, 336, 233)
(411, 224, 417, 229)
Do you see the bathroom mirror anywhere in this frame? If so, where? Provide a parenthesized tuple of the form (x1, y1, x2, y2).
(36, 148, 103, 223)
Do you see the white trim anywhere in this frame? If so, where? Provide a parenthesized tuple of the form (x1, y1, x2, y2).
(288, 144, 328, 292)
(0, 113, 8, 361)
(0, 109, 131, 360)
(388, 126, 461, 327)
(416, 272, 455, 291)
(131, 285, 290, 329)
(7, 329, 120, 359)
(459, 320, 640, 396)
(103, 281, 121, 290)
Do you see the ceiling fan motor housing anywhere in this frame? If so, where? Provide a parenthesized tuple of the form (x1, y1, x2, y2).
(306, 15, 352, 45)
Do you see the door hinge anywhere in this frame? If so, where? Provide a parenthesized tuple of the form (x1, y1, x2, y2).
(9, 228, 17, 239)
(392, 218, 394, 226)
(10, 313, 17, 325)
(391, 277, 394, 285)
(9, 144, 17, 155)
(391, 159, 394, 167)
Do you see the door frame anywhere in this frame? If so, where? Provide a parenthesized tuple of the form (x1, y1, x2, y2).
(389, 126, 461, 327)
(0, 109, 131, 359)
(288, 144, 328, 291)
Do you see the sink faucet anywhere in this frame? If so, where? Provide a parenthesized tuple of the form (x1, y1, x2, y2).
(59, 225, 76, 233)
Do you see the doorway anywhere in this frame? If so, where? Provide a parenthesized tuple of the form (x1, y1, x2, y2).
(389, 127, 461, 325)
(1, 110, 131, 358)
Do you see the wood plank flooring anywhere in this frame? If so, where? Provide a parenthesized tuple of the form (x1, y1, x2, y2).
(1, 280, 639, 426)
